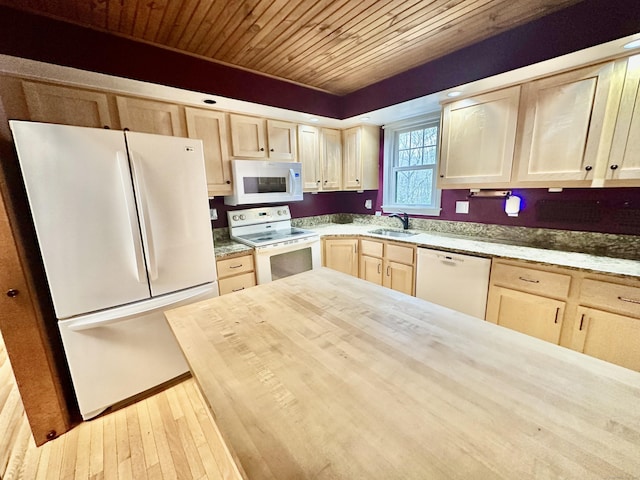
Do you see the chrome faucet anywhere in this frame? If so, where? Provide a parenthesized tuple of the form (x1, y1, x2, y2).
(389, 213, 409, 230)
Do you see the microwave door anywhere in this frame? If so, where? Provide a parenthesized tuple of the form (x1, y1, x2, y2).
(224, 160, 303, 205)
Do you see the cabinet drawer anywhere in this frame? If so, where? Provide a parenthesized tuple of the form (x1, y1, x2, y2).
(491, 263, 571, 298)
(385, 243, 414, 265)
(217, 254, 254, 278)
(219, 272, 256, 295)
(580, 279, 640, 318)
(361, 239, 383, 257)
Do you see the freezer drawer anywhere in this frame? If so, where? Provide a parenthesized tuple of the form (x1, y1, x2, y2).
(416, 248, 491, 319)
(58, 283, 218, 419)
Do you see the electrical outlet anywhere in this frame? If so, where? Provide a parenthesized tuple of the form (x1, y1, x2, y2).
(210, 208, 218, 220)
(455, 201, 469, 214)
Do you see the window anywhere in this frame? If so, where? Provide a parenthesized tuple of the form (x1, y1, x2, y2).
(382, 113, 441, 216)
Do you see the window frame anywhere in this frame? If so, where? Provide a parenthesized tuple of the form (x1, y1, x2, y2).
(381, 112, 442, 216)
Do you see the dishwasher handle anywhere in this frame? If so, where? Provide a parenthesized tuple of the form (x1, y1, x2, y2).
(436, 253, 463, 264)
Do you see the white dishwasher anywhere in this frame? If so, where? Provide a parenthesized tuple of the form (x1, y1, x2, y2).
(416, 247, 491, 319)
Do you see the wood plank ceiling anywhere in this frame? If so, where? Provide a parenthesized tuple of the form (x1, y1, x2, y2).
(1, 0, 584, 95)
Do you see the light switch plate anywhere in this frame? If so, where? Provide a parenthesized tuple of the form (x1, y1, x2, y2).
(455, 201, 469, 214)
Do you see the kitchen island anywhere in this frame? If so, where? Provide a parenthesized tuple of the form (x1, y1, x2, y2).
(164, 268, 640, 480)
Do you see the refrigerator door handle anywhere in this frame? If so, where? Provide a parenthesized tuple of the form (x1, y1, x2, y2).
(117, 151, 146, 283)
(66, 283, 215, 331)
(129, 153, 158, 281)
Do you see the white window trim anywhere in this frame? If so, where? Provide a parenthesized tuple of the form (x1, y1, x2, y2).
(381, 112, 442, 216)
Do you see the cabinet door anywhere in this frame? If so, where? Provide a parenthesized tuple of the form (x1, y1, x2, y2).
(22, 81, 114, 128)
(383, 261, 414, 296)
(321, 128, 342, 190)
(514, 62, 615, 184)
(342, 126, 379, 190)
(323, 238, 358, 276)
(230, 114, 267, 158)
(439, 86, 520, 186)
(342, 126, 362, 190)
(298, 125, 321, 191)
(486, 286, 564, 344)
(267, 120, 297, 161)
(116, 96, 184, 136)
(607, 55, 640, 184)
(572, 307, 640, 372)
(185, 107, 232, 196)
(360, 254, 383, 285)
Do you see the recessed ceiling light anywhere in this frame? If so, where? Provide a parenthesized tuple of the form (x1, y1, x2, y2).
(203, 98, 217, 105)
(360, 116, 370, 121)
(447, 91, 462, 98)
(623, 39, 640, 49)
(309, 118, 319, 122)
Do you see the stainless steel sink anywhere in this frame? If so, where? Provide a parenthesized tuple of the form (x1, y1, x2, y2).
(368, 228, 419, 238)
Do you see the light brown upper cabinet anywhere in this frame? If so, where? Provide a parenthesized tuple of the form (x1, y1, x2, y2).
(320, 128, 343, 190)
(605, 54, 640, 186)
(298, 125, 342, 192)
(185, 107, 232, 196)
(342, 125, 379, 190)
(298, 124, 321, 190)
(513, 61, 617, 186)
(116, 96, 185, 136)
(229, 114, 296, 161)
(439, 86, 520, 188)
(22, 81, 115, 129)
(267, 120, 297, 161)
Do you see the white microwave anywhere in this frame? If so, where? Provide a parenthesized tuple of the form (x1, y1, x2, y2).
(224, 160, 303, 206)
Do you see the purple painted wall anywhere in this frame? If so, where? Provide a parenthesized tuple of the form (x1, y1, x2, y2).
(210, 190, 378, 229)
(213, 186, 640, 236)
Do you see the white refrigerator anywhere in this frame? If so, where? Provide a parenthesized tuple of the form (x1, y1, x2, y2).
(10, 121, 218, 419)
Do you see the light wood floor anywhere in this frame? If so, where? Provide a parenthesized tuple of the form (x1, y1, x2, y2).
(0, 332, 235, 480)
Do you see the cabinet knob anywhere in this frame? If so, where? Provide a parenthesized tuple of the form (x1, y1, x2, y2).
(270, 148, 274, 152)
(584, 165, 593, 171)
(6, 289, 19, 298)
(226, 180, 231, 184)
(317, 180, 321, 183)
(260, 147, 265, 151)
(610, 164, 619, 170)
(440, 174, 444, 178)
(356, 179, 360, 183)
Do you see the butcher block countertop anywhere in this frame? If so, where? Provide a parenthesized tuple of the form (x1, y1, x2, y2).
(165, 268, 640, 480)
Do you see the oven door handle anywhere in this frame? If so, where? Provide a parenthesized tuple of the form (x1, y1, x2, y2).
(254, 236, 320, 255)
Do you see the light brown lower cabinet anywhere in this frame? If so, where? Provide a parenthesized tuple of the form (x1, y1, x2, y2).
(488, 259, 640, 372)
(323, 237, 359, 277)
(572, 307, 640, 371)
(359, 239, 415, 296)
(217, 253, 256, 295)
(570, 278, 640, 371)
(486, 286, 565, 344)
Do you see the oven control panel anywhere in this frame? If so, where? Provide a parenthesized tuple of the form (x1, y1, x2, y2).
(228, 205, 291, 227)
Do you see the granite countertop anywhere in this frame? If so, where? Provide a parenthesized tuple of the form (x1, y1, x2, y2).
(213, 236, 254, 259)
(212, 215, 640, 278)
(307, 223, 640, 278)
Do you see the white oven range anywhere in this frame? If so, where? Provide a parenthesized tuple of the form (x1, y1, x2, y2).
(228, 205, 321, 284)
